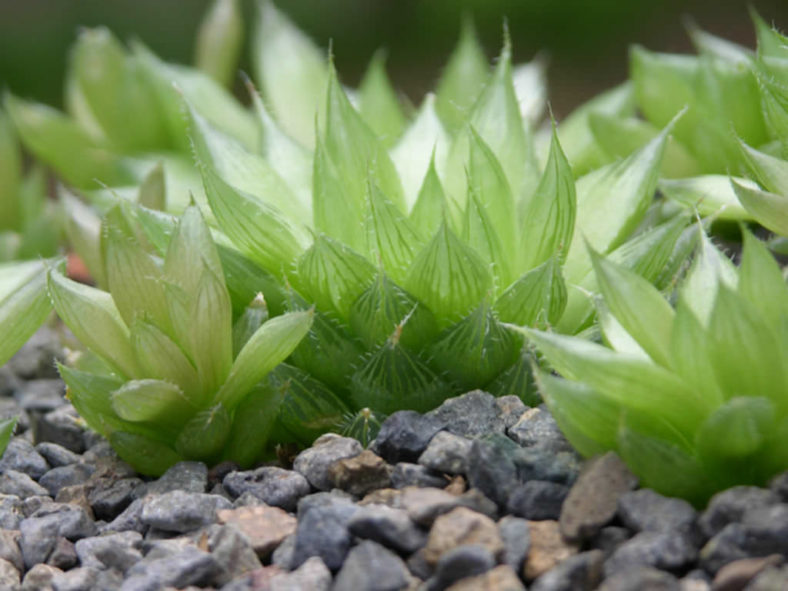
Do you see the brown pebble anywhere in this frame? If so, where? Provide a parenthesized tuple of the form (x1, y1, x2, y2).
(328, 449, 392, 496)
(445, 475, 466, 496)
(559, 452, 637, 542)
(424, 506, 504, 565)
(524, 520, 579, 580)
(216, 505, 296, 558)
(712, 554, 784, 591)
(446, 564, 526, 591)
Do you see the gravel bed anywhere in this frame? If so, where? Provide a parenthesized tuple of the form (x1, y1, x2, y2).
(0, 328, 786, 590)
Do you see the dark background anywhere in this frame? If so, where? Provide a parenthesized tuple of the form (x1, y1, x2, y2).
(1, 0, 787, 118)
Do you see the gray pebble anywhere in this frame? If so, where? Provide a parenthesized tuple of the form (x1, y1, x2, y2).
(223, 467, 310, 511)
(498, 515, 530, 573)
(122, 545, 220, 590)
(391, 463, 446, 489)
(297, 490, 356, 519)
(507, 480, 569, 521)
(0, 529, 23, 571)
(348, 503, 427, 554)
(17, 379, 66, 412)
(292, 500, 359, 570)
(0, 494, 23, 529)
(588, 526, 631, 559)
(20, 563, 62, 591)
(433, 544, 496, 589)
(604, 531, 698, 576)
(332, 540, 412, 591)
(270, 556, 331, 591)
(51, 566, 99, 591)
(21, 494, 54, 517)
(372, 410, 445, 463)
(35, 443, 82, 468)
(47, 537, 77, 570)
(144, 461, 208, 495)
(0, 557, 20, 589)
(617, 489, 697, 535)
(597, 566, 680, 591)
(6, 327, 63, 380)
(196, 524, 262, 586)
(418, 431, 472, 475)
(271, 533, 296, 570)
(769, 471, 788, 502)
(89, 477, 144, 521)
(698, 486, 779, 539)
(425, 390, 505, 438)
(19, 504, 97, 568)
(100, 498, 146, 535)
(495, 395, 528, 429)
(531, 549, 604, 591)
(507, 405, 572, 452)
(466, 433, 522, 507)
(0, 469, 49, 497)
(517, 447, 582, 485)
(293, 433, 363, 491)
(35, 406, 85, 453)
(0, 438, 49, 478)
(141, 490, 231, 533)
(39, 464, 95, 497)
(74, 531, 143, 572)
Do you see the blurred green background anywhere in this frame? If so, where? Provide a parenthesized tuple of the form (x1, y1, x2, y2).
(1, 0, 786, 118)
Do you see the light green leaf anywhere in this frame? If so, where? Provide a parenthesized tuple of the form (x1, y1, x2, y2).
(366, 182, 422, 282)
(596, 298, 649, 359)
(323, 62, 406, 220)
(409, 154, 450, 239)
(48, 269, 140, 378)
(732, 178, 788, 237)
(130, 319, 201, 398)
(391, 94, 450, 211)
(163, 204, 223, 298)
(429, 302, 520, 389)
(0, 416, 16, 458)
(0, 260, 53, 366)
(349, 273, 437, 350)
(223, 381, 282, 467)
(111, 379, 195, 424)
(358, 50, 407, 146)
(737, 137, 788, 195)
(467, 127, 517, 275)
(102, 205, 171, 333)
(187, 103, 307, 221)
(137, 162, 166, 211)
(589, 112, 701, 178)
(0, 110, 21, 230)
(249, 82, 313, 210)
(512, 58, 547, 124)
(680, 229, 738, 327)
(232, 293, 269, 357)
(5, 94, 129, 189)
(669, 298, 723, 406)
(495, 257, 566, 327)
(175, 404, 231, 461)
(66, 28, 164, 152)
(535, 369, 620, 457)
(690, 25, 753, 64)
(752, 8, 788, 59)
(555, 82, 635, 177)
(590, 248, 674, 367)
(659, 175, 752, 219)
(519, 328, 708, 433)
(738, 230, 788, 329)
(696, 397, 776, 460)
(709, 286, 786, 403)
(520, 124, 576, 271)
(464, 185, 511, 287)
(189, 268, 233, 403)
(202, 164, 307, 275)
(563, 120, 670, 285)
(467, 37, 536, 200)
(297, 235, 376, 320)
(217, 309, 313, 409)
(435, 18, 490, 132)
(110, 431, 182, 476)
(252, 0, 327, 147)
(195, 0, 243, 87)
(405, 223, 492, 326)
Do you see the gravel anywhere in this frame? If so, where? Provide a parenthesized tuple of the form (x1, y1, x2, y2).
(0, 327, 786, 590)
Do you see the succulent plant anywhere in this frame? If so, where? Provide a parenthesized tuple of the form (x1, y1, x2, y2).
(183, 2, 693, 444)
(517, 230, 788, 505)
(48, 204, 314, 475)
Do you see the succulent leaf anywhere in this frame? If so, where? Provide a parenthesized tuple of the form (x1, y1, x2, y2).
(195, 0, 243, 88)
